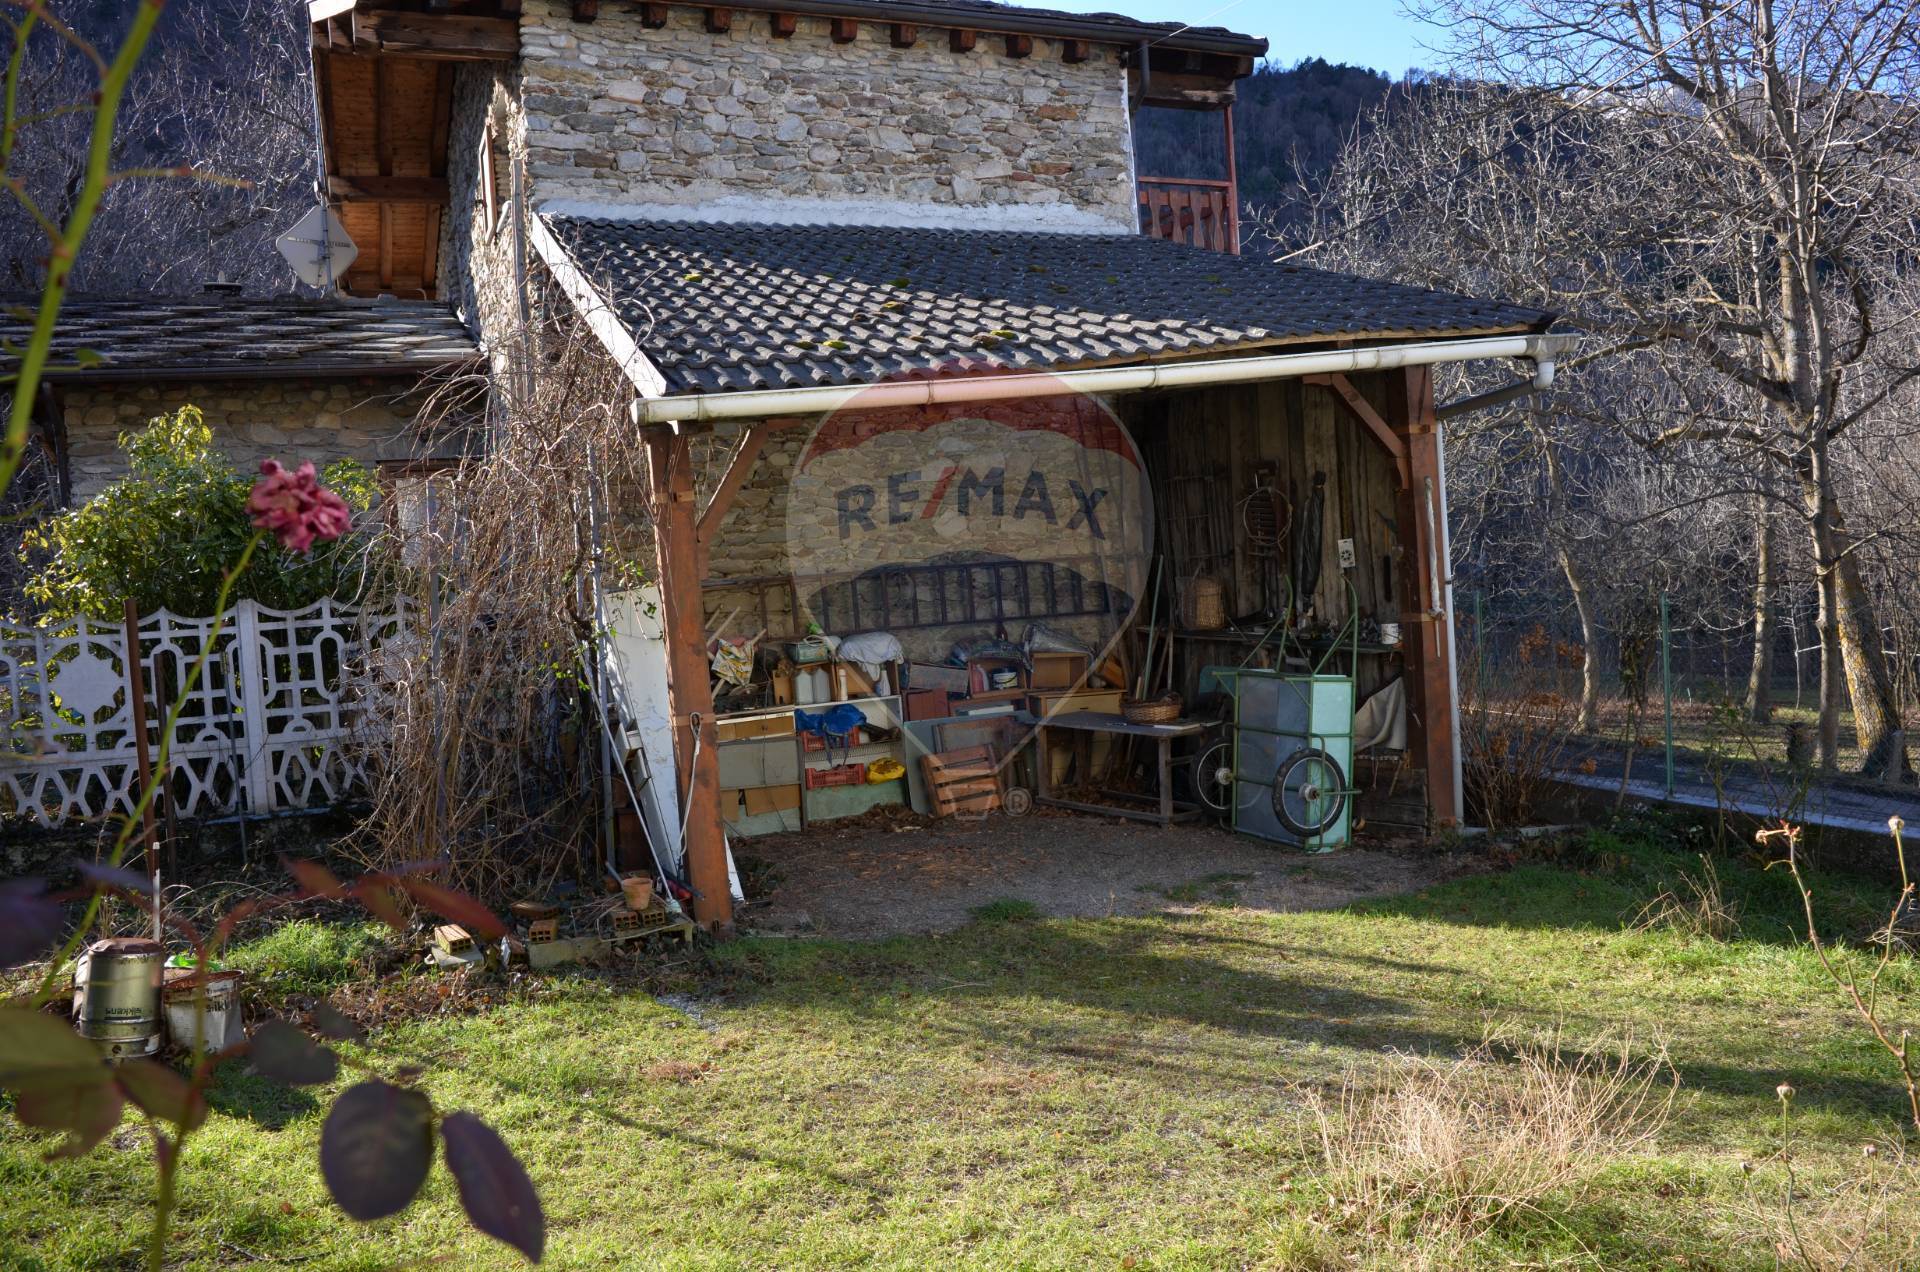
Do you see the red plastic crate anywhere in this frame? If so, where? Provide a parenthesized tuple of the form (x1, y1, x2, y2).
(804, 763, 868, 790)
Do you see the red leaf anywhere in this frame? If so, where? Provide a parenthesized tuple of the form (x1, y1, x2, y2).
(0, 1007, 111, 1093)
(397, 879, 506, 940)
(16, 1079, 123, 1159)
(312, 1003, 366, 1043)
(75, 860, 152, 895)
(0, 879, 61, 967)
(248, 1021, 338, 1086)
(320, 1081, 434, 1221)
(353, 882, 407, 932)
(283, 857, 344, 899)
(115, 1060, 207, 1133)
(441, 1111, 545, 1263)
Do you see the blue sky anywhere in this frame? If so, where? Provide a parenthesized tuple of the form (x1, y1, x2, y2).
(1038, 0, 1442, 78)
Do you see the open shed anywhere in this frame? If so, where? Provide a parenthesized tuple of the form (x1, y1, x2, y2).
(538, 215, 1567, 931)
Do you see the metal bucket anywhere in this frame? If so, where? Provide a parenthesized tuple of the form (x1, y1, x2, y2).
(162, 967, 244, 1054)
(73, 937, 164, 1059)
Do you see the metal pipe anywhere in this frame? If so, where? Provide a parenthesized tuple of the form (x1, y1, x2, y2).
(1661, 590, 1675, 799)
(634, 333, 1572, 425)
(1434, 352, 1560, 420)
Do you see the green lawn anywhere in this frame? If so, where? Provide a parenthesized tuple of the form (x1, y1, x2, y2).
(6, 820, 1920, 1269)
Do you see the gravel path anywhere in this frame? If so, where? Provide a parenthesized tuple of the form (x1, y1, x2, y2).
(738, 810, 1480, 940)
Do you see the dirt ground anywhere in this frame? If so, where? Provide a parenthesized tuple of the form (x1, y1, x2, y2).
(737, 809, 1483, 940)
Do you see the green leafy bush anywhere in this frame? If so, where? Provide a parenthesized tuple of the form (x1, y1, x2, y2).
(21, 406, 378, 619)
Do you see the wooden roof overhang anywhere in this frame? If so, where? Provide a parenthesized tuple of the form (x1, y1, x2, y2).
(306, 1, 522, 298)
(561, 2, 1259, 110)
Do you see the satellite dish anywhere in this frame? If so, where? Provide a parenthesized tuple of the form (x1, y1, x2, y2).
(276, 205, 358, 290)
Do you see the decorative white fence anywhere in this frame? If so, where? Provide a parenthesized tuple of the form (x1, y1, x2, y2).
(0, 598, 398, 827)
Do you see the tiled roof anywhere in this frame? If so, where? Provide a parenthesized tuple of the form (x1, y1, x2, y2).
(0, 298, 479, 382)
(541, 216, 1557, 395)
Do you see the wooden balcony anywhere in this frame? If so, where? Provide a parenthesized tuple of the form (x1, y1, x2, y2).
(1137, 177, 1239, 254)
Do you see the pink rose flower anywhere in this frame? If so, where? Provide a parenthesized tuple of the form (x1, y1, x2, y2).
(248, 459, 353, 553)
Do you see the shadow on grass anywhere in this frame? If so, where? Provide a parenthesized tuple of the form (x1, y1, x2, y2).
(203, 1065, 320, 1129)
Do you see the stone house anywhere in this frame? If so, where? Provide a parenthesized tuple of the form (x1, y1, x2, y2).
(6, 0, 1570, 927)
(291, 0, 1572, 930)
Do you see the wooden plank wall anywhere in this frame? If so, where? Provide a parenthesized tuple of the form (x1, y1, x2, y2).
(321, 52, 449, 297)
(1122, 373, 1406, 700)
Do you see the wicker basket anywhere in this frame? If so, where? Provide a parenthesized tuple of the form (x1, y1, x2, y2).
(1122, 693, 1183, 725)
(1184, 576, 1227, 630)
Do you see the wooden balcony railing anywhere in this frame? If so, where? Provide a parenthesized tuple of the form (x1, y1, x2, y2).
(1138, 177, 1239, 253)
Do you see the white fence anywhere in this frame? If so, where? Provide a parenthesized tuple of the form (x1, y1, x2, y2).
(0, 598, 397, 827)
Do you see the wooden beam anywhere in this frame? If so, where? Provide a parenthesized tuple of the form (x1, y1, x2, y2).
(829, 16, 857, 42)
(1130, 69, 1237, 109)
(327, 175, 451, 204)
(645, 432, 732, 933)
(422, 204, 442, 296)
(1308, 372, 1410, 489)
(429, 62, 454, 178)
(351, 10, 518, 59)
(948, 27, 976, 52)
(1004, 32, 1032, 57)
(378, 203, 395, 291)
(1061, 37, 1089, 62)
(639, 2, 669, 26)
(890, 21, 917, 47)
(571, 0, 599, 20)
(1390, 365, 1461, 828)
(373, 56, 392, 176)
(696, 424, 767, 552)
(769, 10, 797, 37)
(705, 6, 732, 32)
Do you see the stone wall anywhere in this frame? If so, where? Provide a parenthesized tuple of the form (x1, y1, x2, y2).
(516, 0, 1137, 228)
(61, 379, 430, 501)
(443, 62, 528, 352)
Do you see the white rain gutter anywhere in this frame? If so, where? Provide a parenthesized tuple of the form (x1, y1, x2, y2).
(632, 332, 1574, 425)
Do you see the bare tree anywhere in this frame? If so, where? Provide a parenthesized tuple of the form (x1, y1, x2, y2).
(0, 0, 317, 296)
(1285, 0, 1920, 780)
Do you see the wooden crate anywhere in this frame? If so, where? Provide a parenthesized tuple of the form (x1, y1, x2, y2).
(920, 745, 1002, 818)
(1030, 651, 1090, 691)
(1030, 687, 1123, 717)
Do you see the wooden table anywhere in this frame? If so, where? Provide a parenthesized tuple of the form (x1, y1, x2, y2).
(1033, 710, 1214, 826)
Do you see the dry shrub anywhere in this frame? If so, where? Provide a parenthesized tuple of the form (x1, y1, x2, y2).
(1451, 626, 1574, 826)
(343, 307, 654, 901)
(1629, 853, 1742, 941)
(1730, 1140, 1920, 1271)
(1308, 1036, 1677, 1253)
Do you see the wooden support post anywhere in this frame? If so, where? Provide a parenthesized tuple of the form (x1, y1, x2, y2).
(1390, 366, 1462, 828)
(645, 431, 731, 932)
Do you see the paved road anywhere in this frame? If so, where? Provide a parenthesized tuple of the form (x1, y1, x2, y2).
(1551, 738, 1920, 836)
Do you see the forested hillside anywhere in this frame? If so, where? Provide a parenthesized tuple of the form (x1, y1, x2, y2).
(1132, 59, 1397, 225)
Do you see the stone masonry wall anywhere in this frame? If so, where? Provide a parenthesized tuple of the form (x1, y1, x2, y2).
(516, 0, 1137, 227)
(62, 379, 428, 501)
(443, 61, 528, 352)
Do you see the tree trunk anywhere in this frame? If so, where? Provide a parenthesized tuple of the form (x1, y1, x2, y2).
(1800, 452, 1909, 781)
(1559, 546, 1599, 732)
(1745, 500, 1775, 723)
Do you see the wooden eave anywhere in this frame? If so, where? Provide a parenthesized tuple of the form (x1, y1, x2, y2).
(307, 2, 517, 298)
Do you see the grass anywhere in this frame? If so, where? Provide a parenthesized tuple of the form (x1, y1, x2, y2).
(222, 919, 391, 997)
(6, 817, 1920, 1269)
